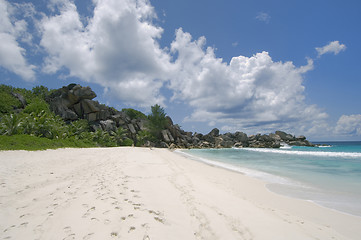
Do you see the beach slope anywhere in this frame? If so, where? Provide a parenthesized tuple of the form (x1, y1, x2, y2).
(0, 147, 360, 239)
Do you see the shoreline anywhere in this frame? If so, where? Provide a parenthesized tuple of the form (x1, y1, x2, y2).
(1, 147, 360, 239)
(179, 147, 361, 218)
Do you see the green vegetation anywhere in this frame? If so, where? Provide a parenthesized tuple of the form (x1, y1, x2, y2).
(0, 85, 23, 113)
(122, 108, 147, 120)
(136, 130, 154, 146)
(0, 84, 171, 150)
(23, 97, 50, 114)
(0, 135, 95, 151)
(31, 85, 51, 100)
(0, 114, 22, 136)
(147, 104, 168, 140)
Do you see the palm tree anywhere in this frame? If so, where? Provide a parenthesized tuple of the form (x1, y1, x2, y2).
(68, 119, 90, 139)
(136, 130, 153, 146)
(21, 114, 36, 135)
(0, 114, 22, 136)
(111, 127, 127, 146)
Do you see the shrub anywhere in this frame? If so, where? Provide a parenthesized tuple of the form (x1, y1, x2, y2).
(136, 130, 154, 146)
(68, 119, 90, 138)
(91, 129, 117, 147)
(122, 138, 134, 146)
(122, 108, 147, 120)
(0, 114, 22, 136)
(23, 97, 50, 114)
(0, 135, 96, 151)
(0, 90, 22, 114)
(22, 111, 68, 139)
(111, 127, 127, 146)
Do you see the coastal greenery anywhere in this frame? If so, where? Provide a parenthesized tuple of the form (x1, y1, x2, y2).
(0, 84, 168, 151)
(122, 108, 147, 120)
(0, 135, 95, 151)
(147, 104, 169, 140)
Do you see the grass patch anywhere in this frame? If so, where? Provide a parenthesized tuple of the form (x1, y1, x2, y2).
(0, 135, 96, 151)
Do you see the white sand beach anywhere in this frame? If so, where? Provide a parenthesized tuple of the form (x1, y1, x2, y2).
(0, 147, 360, 240)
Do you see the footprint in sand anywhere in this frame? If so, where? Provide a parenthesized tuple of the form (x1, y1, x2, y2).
(83, 233, 94, 239)
(63, 233, 76, 240)
(19, 222, 29, 227)
(16, 205, 28, 210)
(63, 226, 72, 234)
(33, 224, 44, 235)
(3, 225, 16, 232)
(82, 207, 96, 218)
(154, 217, 165, 224)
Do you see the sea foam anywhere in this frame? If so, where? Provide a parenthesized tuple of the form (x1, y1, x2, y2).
(235, 147, 361, 158)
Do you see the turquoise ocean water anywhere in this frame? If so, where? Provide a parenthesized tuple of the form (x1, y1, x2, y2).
(179, 142, 361, 217)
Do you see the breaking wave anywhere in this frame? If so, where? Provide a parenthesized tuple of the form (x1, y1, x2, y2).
(235, 147, 361, 158)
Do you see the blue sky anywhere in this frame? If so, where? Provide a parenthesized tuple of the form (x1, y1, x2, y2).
(1, 0, 360, 140)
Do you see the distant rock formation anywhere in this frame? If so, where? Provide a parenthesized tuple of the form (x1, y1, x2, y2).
(47, 84, 148, 139)
(47, 84, 314, 149)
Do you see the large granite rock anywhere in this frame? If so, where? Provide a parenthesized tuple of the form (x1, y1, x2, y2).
(48, 84, 115, 123)
(100, 119, 116, 132)
(275, 131, 294, 141)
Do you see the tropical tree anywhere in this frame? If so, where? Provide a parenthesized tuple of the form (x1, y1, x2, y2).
(21, 114, 36, 135)
(32, 85, 50, 100)
(68, 119, 90, 138)
(136, 130, 154, 146)
(91, 129, 117, 147)
(111, 127, 127, 146)
(28, 111, 67, 139)
(147, 104, 168, 140)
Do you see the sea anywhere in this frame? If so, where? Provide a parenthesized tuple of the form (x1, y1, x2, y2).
(178, 142, 361, 217)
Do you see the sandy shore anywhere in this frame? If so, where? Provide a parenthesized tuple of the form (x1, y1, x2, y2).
(0, 147, 360, 240)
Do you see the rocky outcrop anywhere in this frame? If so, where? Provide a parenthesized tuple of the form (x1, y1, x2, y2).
(48, 84, 98, 121)
(47, 84, 315, 149)
(146, 124, 313, 149)
(47, 84, 145, 139)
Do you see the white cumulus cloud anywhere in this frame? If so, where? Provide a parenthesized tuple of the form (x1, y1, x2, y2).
(0, 0, 36, 81)
(335, 114, 361, 136)
(316, 41, 346, 57)
(169, 28, 327, 135)
(39, 0, 172, 106)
